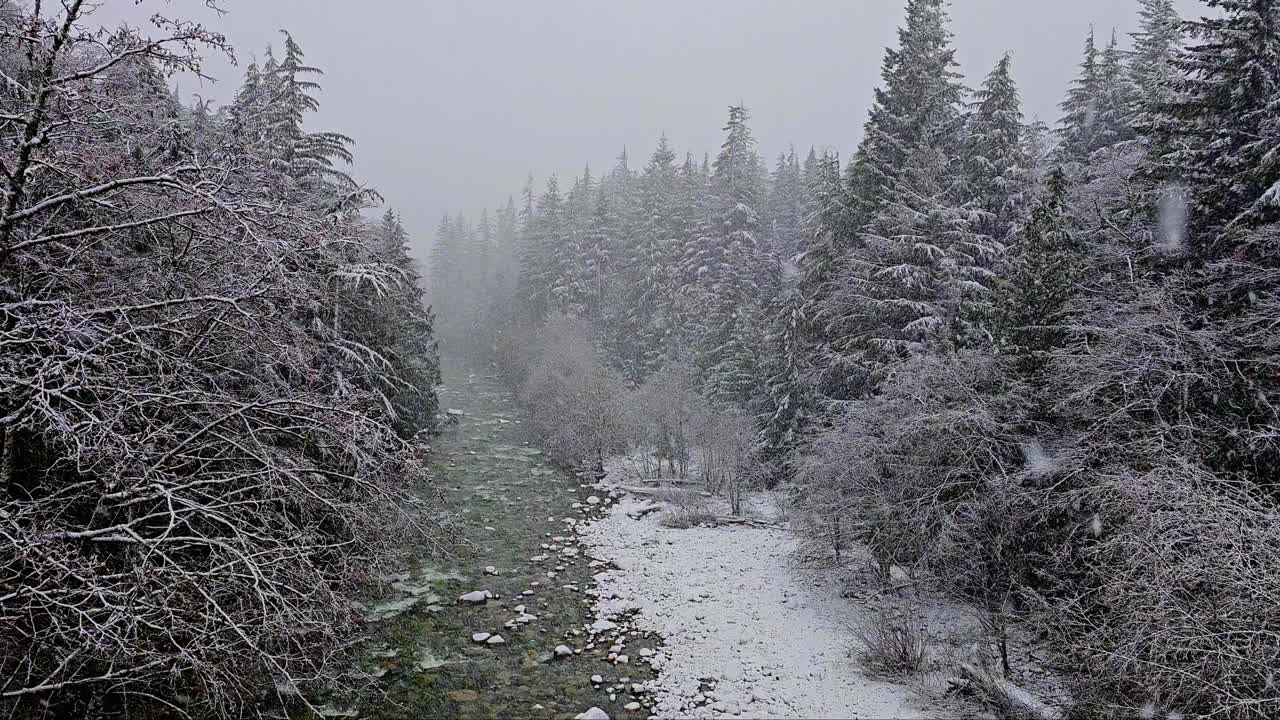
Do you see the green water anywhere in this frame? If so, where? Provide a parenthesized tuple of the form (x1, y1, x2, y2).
(354, 366, 656, 720)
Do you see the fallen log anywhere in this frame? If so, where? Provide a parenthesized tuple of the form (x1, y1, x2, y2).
(715, 515, 778, 528)
(958, 662, 1061, 720)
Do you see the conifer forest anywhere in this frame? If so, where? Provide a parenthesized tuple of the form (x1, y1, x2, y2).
(3, 1, 1280, 719)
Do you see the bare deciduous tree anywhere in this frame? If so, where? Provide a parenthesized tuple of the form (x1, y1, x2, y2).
(0, 4, 444, 717)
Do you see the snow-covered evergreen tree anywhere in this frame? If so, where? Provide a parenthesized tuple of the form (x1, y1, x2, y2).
(825, 125, 992, 378)
(844, 0, 965, 230)
(996, 167, 1076, 362)
(1155, 0, 1280, 249)
(519, 176, 565, 319)
(765, 148, 805, 267)
(687, 105, 770, 407)
(1056, 27, 1103, 164)
(1094, 31, 1139, 151)
(549, 166, 595, 314)
(1129, 0, 1184, 132)
(963, 53, 1032, 244)
(756, 283, 812, 480)
(617, 136, 683, 380)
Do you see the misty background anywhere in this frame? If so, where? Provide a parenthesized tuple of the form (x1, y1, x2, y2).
(100, 0, 1203, 259)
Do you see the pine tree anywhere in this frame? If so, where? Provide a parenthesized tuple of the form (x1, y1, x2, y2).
(689, 106, 770, 407)
(1155, 0, 1280, 249)
(844, 0, 965, 230)
(1056, 28, 1102, 164)
(1129, 0, 1184, 130)
(963, 53, 1032, 243)
(765, 148, 805, 265)
(996, 167, 1076, 362)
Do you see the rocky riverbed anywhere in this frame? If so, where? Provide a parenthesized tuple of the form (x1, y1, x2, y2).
(342, 367, 658, 720)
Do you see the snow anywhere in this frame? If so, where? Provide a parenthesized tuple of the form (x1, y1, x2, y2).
(1157, 184, 1187, 253)
(579, 490, 941, 719)
(1020, 441, 1058, 479)
(458, 590, 492, 604)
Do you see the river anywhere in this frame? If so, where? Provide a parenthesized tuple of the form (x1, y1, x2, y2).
(353, 363, 655, 720)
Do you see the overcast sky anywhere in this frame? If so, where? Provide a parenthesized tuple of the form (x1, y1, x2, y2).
(96, 0, 1205, 258)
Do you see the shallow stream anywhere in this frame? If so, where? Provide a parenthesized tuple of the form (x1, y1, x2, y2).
(349, 364, 656, 720)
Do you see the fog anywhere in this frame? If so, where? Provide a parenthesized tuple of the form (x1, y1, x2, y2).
(99, 0, 1201, 257)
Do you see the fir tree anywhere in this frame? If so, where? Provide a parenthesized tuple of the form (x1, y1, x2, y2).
(825, 127, 990, 376)
(1156, 0, 1280, 248)
(844, 0, 965, 229)
(756, 283, 813, 481)
(519, 176, 565, 319)
(1056, 27, 1102, 164)
(765, 148, 805, 265)
(619, 136, 683, 380)
(963, 53, 1032, 243)
(996, 167, 1076, 362)
(264, 32, 358, 192)
(1093, 30, 1139, 150)
(690, 106, 770, 407)
(1129, 0, 1184, 130)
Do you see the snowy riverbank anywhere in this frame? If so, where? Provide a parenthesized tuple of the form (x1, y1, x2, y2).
(576, 463, 969, 720)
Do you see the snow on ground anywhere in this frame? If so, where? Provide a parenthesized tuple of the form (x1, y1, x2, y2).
(578, 470, 951, 719)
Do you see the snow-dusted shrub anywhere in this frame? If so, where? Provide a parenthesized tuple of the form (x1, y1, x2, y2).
(793, 351, 1029, 576)
(696, 409, 758, 515)
(631, 359, 710, 479)
(519, 314, 629, 472)
(656, 487, 716, 529)
(848, 600, 931, 676)
(1028, 461, 1280, 719)
(1026, 264, 1280, 718)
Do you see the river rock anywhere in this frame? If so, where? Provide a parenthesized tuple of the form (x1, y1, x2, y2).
(471, 632, 491, 643)
(574, 708, 609, 720)
(554, 644, 573, 657)
(486, 634, 506, 645)
(590, 618, 617, 633)
(458, 590, 491, 604)
(591, 674, 604, 684)
(624, 702, 641, 711)
(587, 496, 601, 505)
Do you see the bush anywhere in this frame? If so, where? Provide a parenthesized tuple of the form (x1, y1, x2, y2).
(631, 359, 709, 479)
(519, 314, 629, 472)
(849, 601, 932, 676)
(655, 487, 717, 528)
(1026, 461, 1280, 719)
(793, 351, 1030, 574)
(696, 409, 758, 516)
